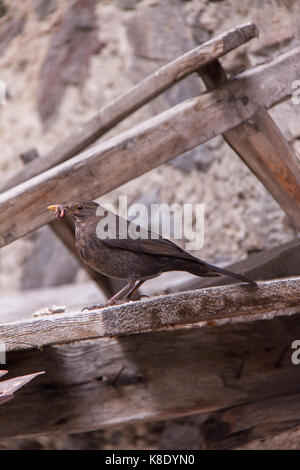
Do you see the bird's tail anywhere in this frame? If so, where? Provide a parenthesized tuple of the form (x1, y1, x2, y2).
(187, 260, 257, 287)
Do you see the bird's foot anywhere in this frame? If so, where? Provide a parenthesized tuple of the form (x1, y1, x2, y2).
(81, 304, 105, 312)
(81, 290, 150, 312)
(81, 299, 130, 312)
(128, 294, 149, 301)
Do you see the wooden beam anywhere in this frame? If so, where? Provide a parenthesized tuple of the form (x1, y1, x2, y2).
(0, 22, 259, 194)
(0, 372, 45, 406)
(1, 278, 300, 353)
(0, 311, 300, 438)
(225, 110, 300, 230)
(199, 60, 300, 230)
(1, 46, 300, 248)
(201, 392, 300, 449)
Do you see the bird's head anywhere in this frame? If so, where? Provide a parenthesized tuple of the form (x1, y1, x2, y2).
(47, 201, 99, 222)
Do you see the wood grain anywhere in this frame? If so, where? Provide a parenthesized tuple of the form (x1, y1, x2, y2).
(200, 59, 300, 230)
(201, 392, 300, 449)
(1, 46, 300, 248)
(225, 110, 300, 230)
(0, 372, 45, 406)
(0, 312, 300, 438)
(0, 22, 258, 193)
(1, 278, 300, 353)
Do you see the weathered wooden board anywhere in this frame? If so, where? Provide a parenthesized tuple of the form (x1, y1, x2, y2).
(0, 278, 300, 353)
(0, 371, 45, 406)
(199, 60, 300, 230)
(1, 45, 300, 248)
(0, 312, 299, 438)
(225, 110, 300, 230)
(0, 22, 258, 193)
(201, 391, 300, 449)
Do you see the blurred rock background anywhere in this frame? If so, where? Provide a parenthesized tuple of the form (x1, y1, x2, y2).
(0, 0, 300, 449)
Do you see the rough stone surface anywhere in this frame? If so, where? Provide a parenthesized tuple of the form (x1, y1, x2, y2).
(37, 0, 104, 125)
(0, 9, 25, 55)
(33, 0, 57, 21)
(21, 227, 79, 290)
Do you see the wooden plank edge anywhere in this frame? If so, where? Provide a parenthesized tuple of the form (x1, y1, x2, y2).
(1, 278, 300, 352)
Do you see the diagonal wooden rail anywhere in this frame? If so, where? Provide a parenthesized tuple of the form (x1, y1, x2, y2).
(0, 371, 45, 405)
(199, 59, 300, 230)
(0, 22, 258, 194)
(1, 45, 300, 248)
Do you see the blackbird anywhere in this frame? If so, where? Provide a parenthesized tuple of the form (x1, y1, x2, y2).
(48, 201, 257, 309)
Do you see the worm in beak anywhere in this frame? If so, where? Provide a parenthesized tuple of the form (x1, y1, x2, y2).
(47, 205, 65, 219)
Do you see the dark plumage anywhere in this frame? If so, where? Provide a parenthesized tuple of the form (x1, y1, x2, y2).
(48, 201, 257, 309)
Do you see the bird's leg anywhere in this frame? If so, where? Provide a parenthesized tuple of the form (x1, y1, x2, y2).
(125, 280, 149, 301)
(82, 280, 136, 311)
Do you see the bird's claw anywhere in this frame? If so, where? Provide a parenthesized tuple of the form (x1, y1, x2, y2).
(81, 294, 149, 312)
(129, 294, 149, 301)
(81, 299, 127, 311)
(81, 304, 105, 312)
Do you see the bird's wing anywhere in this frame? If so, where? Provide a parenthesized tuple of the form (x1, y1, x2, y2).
(97, 212, 198, 261)
(101, 230, 198, 261)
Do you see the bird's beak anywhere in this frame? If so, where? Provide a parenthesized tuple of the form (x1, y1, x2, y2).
(47, 205, 59, 213)
(47, 204, 65, 219)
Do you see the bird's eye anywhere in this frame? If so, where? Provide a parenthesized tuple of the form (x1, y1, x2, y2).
(75, 204, 83, 211)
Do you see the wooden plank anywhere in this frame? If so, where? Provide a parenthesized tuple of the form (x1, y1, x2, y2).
(199, 60, 300, 230)
(1, 278, 300, 353)
(201, 392, 300, 449)
(225, 110, 300, 230)
(0, 372, 45, 406)
(0, 312, 300, 437)
(1, 46, 300, 248)
(0, 22, 259, 194)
